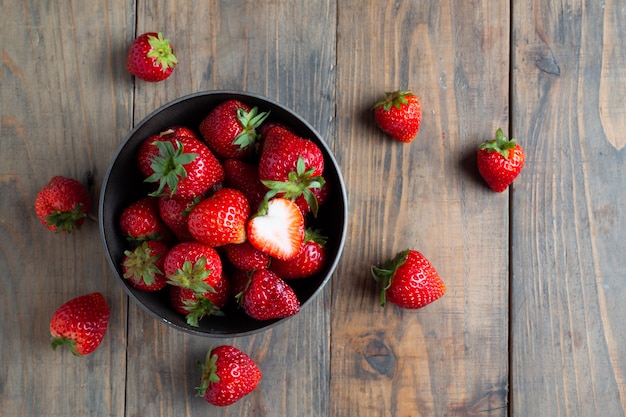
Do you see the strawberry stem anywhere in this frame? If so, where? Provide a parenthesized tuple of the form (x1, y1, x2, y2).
(479, 128, 517, 160)
(145, 140, 197, 197)
(146, 32, 178, 72)
(370, 249, 410, 306)
(373, 90, 415, 111)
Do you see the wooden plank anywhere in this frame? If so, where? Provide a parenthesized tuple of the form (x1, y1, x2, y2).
(123, 1, 337, 416)
(511, 0, 626, 415)
(331, 1, 510, 415)
(0, 1, 132, 416)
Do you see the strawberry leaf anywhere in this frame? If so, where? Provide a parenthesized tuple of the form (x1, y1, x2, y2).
(145, 140, 197, 197)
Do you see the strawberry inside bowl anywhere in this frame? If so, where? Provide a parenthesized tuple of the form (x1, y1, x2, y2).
(99, 90, 347, 337)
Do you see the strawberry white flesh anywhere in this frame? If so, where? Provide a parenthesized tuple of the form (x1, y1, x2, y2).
(247, 198, 304, 260)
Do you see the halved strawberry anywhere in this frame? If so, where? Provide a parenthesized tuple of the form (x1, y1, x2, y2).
(246, 197, 304, 261)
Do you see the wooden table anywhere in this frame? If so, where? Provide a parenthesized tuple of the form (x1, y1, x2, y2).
(2, 1, 625, 416)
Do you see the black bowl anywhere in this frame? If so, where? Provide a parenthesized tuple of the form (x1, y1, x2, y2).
(99, 91, 347, 337)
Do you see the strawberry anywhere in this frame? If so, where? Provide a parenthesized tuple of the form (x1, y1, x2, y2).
(196, 345, 262, 406)
(137, 127, 199, 178)
(50, 292, 110, 356)
(269, 228, 327, 279)
(199, 100, 270, 159)
(239, 269, 300, 320)
(169, 276, 230, 326)
(164, 241, 224, 293)
(187, 188, 250, 247)
(293, 179, 331, 217)
(119, 196, 174, 245)
(246, 197, 305, 261)
(158, 195, 198, 242)
(34, 176, 91, 233)
(141, 134, 224, 199)
(223, 159, 267, 212)
(257, 126, 325, 217)
(223, 241, 270, 272)
(121, 240, 169, 292)
(477, 128, 525, 192)
(373, 90, 422, 143)
(126, 32, 178, 82)
(371, 249, 446, 309)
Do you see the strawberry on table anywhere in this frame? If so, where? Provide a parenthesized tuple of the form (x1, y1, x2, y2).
(50, 292, 110, 356)
(373, 90, 422, 143)
(199, 100, 270, 159)
(126, 32, 178, 82)
(371, 249, 446, 309)
(122, 240, 169, 292)
(246, 197, 305, 261)
(34, 176, 91, 233)
(187, 188, 250, 247)
(238, 269, 300, 320)
(269, 228, 327, 279)
(197, 345, 262, 406)
(258, 126, 325, 217)
(477, 128, 525, 192)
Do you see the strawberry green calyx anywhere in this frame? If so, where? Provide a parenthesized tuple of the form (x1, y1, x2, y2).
(44, 203, 88, 233)
(51, 336, 80, 356)
(479, 128, 517, 160)
(260, 156, 325, 217)
(167, 257, 215, 293)
(196, 352, 220, 397)
(183, 297, 224, 327)
(371, 249, 410, 306)
(145, 140, 197, 197)
(232, 107, 270, 152)
(305, 228, 327, 246)
(122, 242, 163, 286)
(147, 32, 178, 72)
(373, 90, 415, 111)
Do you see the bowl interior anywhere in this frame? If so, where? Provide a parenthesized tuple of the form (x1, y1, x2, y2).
(99, 91, 347, 337)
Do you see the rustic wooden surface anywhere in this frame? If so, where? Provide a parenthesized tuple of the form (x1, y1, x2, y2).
(1, 0, 624, 416)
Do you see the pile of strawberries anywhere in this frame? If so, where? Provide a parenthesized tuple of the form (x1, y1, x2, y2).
(118, 99, 333, 327)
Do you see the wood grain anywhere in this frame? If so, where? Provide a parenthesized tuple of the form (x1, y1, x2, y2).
(331, 1, 510, 415)
(511, 0, 626, 415)
(0, 1, 132, 416)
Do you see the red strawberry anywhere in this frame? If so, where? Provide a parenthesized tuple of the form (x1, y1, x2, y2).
(137, 127, 200, 178)
(269, 229, 327, 279)
(164, 241, 223, 293)
(371, 249, 446, 309)
(119, 196, 174, 245)
(477, 128, 525, 192)
(126, 32, 178, 82)
(223, 241, 270, 272)
(223, 159, 267, 212)
(373, 90, 422, 142)
(246, 197, 305, 261)
(158, 195, 198, 242)
(293, 179, 331, 217)
(34, 176, 91, 233)
(199, 100, 270, 159)
(258, 126, 325, 217)
(141, 134, 224, 199)
(239, 269, 300, 320)
(121, 240, 169, 292)
(50, 292, 110, 356)
(169, 276, 230, 326)
(187, 188, 250, 247)
(196, 345, 262, 406)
